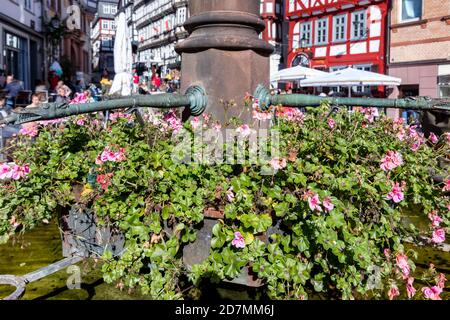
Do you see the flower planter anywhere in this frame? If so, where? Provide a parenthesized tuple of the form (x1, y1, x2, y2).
(57, 185, 124, 258)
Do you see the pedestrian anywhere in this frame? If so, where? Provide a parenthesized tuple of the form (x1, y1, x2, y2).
(0, 96, 10, 120)
(4, 74, 24, 108)
(56, 80, 72, 99)
(55, 87, 69, 104)
(26, 94, 41, 109)
(133, 71, 139, 93)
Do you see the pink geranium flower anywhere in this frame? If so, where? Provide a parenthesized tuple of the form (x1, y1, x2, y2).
(429, 132, 439, 144)
(19, 125, 39, 137)
(190, 117, 200, 129)
(432, 228, 446, 244)
(252, 110, 272, 121)
(411, 143, 420, 152)
(396, 253, 411, 278)
(422, 286, 442, 300)
(236, 124, 252, 138)
(388, 285, 400, 300)
(308, 193, 322, 212)
(443, 179, 450, 192)
(428, 211, 443, 228)
(231, 232, 246, 249)
(212, 122, 222, 132)
(327, 118, 336, 129)
(76, 118, 86, 126)
(384, 248, 391, 260)
(380, 151, 403, 172)
(437, 273, 446, 289)
(96, 146, 127, 165)
(406, 277, 416, 299)
(11, 164, 30, 180)
(226, 187, 235, 202)
(322, 196, 334, 212)
(269, 157, 287, 171)
(0, 164, 12, 180)
(386, 182, 405, 203)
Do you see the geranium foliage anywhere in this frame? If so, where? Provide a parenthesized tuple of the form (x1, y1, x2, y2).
(0, 100, 448, 300)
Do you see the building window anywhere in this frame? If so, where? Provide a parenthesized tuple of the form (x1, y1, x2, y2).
(177, 7, 187, 25)
(315, 18, 328, 45)
(266, 2, 273, 13)
(111, 6, 117, 15)
(24, 0, 33, 11)
(300, 22, 312, 47)
(400, 0, 422, 22)
(333, 14, 347, 42)
(104, 5, 110, 14)
(351, 10, 367, 40)
(102, 21, 109, 30)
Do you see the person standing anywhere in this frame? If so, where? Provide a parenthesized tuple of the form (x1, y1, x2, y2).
(133, 71, 139, 93)
(4, 74, 23, 109)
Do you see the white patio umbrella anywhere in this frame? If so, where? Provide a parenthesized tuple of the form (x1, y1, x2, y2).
(300, 67, 401, 87)
(109, 12, 133, 96)
(270, 65, 328, 83)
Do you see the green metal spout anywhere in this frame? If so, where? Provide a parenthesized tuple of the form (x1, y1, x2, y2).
(254, 85, 450, 112)
(0, 85, 207, 125)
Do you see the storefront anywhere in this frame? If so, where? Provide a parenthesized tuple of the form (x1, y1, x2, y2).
(438, 64, 450, 98)
(0, 14, 44, 90)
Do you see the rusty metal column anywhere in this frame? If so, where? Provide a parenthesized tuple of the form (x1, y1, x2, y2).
(175, 0, 274, 122)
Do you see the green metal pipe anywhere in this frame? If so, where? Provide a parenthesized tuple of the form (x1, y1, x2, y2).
(0, 85, 207, 125)
(254, 85, 450, 112)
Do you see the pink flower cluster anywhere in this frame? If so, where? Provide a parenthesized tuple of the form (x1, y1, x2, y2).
(0, 163, 30, 180)
(253, 109, 272, 121)
(384, 251, 416, 299)
(429, 132, 439, 144)
(356, 107, 379, 123)
(428, 211, 446, 244)
(231, 231, 246, 249)
(388, 284, 400, 300)
(327, 118, 336, 129)
(276, 107, 305, 123)
(380, 151, 403, 172)
(109, 112, 134, 123)
(38, 119, 65, 126)
(95, 146, 126, 165)
(236, 124, 252, 138)
(386, 182, 405, 203)
(422, 274, 446, 300)
(70, 92, 89, 105)
(392, 121, 427, 151)
(162, 111, 183, 133)
(226, 187, 235, 202)
(269, 157, 287, 171)
(306, 192, 334, 213)
(19, 125, 39, 137)
(396, 253, 411, 279)
(443, 179, 450, 192)
(190, 117, 201, 130)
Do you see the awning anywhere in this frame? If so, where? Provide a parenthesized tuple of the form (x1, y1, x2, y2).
(300, 67, 402, 87)
(270, 66, 328, 83)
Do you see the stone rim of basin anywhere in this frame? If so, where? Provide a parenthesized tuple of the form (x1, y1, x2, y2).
(0, 275, 26, 300)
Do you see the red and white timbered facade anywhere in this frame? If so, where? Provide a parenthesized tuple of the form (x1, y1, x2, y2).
(261, 0, 284, 43)
(261, 0, 285, 77)
(286, 0, 388, 78)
